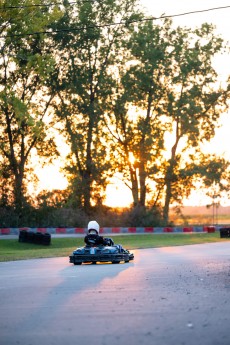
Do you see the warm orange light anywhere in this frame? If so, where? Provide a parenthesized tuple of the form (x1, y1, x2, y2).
(36, 165, 68, 191)
(105, 182, 132, 208)
(129, 152, 135, 166)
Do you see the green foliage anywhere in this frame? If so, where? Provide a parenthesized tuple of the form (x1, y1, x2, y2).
(49, 0, 141, 212)
(121, 206, 163, 227)
(105, 17, 230, 218)
(0, 1, 229, 226)
(0, 0, 63, 210)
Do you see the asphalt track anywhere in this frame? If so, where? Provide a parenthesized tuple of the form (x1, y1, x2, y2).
(0, 242, 230, 345)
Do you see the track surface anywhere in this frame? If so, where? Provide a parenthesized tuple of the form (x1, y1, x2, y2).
(0, 242, 230, 345)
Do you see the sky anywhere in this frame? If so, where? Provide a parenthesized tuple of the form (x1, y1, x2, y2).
(38, 0, 230, 207)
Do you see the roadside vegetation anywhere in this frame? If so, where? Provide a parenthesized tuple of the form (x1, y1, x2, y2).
(0, 233, 229, 262)
(1, 0, 230, 228)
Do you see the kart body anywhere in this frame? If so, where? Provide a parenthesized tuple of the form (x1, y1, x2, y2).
(69, 244, 134, 265)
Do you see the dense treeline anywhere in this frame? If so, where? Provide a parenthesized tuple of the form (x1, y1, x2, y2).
(0, 0, 230, 227)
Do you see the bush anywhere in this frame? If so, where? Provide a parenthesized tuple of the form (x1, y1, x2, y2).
(0, 204, 163, 228)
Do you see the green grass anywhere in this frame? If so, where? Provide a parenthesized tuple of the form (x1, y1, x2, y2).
(0, 232, 229, 262)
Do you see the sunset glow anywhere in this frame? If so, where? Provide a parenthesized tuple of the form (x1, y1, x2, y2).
(35, 0, 230, 208)
(105, 182, 133, 208)
(128, 152, 136, 166)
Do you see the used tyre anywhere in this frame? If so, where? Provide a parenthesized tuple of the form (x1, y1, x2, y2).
(42, 233, 51, 245)
(18, 230, 27, 243)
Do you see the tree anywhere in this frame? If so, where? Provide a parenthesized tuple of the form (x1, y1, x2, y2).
(105, 19, 230, 223)
(104, 19, 172, 208)
(49, 0, 141, 212)
(161, 24, 230, 224)
(0, 0, 62, 212)
(196, 154, 230, 202)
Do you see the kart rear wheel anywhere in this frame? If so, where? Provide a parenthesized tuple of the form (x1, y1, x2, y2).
(112, 261, 120, 264)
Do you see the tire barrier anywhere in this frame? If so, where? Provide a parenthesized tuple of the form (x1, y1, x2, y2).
(18, 230, 27, 242)
(219, 227, 230, 238)
(18, 230, 51, 245)
(0, 226, 224, 236)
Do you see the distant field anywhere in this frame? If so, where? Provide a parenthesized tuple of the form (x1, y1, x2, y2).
(0, 232, 229, 262)
(170, 207, 230, 226)
(170, 214, 230, 226)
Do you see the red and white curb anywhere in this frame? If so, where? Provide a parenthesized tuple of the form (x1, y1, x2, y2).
(0, 226, 219, 236)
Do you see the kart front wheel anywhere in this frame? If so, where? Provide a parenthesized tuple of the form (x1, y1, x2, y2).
(74, 262, 82, 265)
(112, 261, 120, 264)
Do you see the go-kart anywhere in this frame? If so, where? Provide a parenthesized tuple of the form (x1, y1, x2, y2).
(69, 242, 134, 265)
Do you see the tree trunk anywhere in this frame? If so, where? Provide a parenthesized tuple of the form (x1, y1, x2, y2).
(138, 81, 153, 207)
(130, 165, 139, 207)
(14, 173, 24, 213)
(139, 160, 146, 207)
(83, 94, 95, 212)
(163, 120, 180, 225)
(163, 160, 174, 225)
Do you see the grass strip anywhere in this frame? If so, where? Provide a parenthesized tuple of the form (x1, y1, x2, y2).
(0, 232, 229, 262)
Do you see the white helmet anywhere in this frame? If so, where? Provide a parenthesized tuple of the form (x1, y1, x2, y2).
(87, 220, 100, 234)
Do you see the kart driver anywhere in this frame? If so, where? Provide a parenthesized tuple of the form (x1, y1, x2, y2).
(84, 220, 105, 246)
(84, 220, 125, 252)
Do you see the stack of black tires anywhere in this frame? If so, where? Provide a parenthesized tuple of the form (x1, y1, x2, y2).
(219, 227, 230, 238)
(19, 230, 51, 245)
